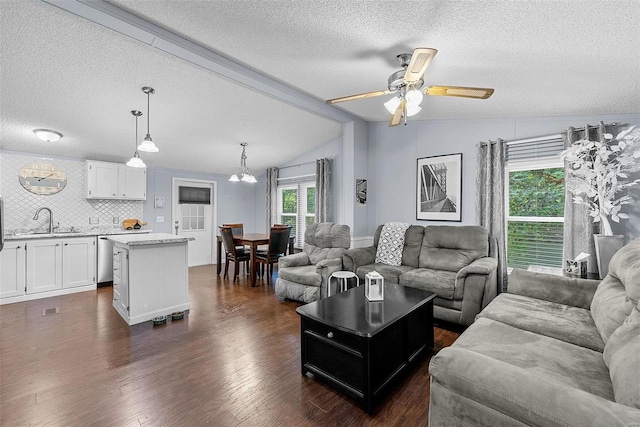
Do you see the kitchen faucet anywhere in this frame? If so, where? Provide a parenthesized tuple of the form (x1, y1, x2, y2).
(33, 207, 54, 233)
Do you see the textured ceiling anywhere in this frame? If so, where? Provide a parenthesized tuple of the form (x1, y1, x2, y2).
(2, 0, 639, 175)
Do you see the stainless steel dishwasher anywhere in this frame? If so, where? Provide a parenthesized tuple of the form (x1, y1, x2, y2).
(97, 236, 114, 283)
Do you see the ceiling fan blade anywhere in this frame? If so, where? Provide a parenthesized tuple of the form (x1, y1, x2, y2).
(326, 89, 392, 104)
(403, 48, 438, 85)
(389, 99, 406, 127)
(425, 86, 495, 99)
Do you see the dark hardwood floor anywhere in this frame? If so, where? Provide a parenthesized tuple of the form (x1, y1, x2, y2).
(0, 265, 459, 426)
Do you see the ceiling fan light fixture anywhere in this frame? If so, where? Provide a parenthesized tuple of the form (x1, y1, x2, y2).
(384, 96, 401, 114)
(406, 104, 422, 117)
(406, 88, 423, 106)
(33, 129, 63, 142)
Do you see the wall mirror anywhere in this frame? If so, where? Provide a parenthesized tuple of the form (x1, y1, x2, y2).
(18, 161, 68, 195)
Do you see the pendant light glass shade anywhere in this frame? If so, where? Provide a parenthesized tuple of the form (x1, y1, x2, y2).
(138, 87, 159, 152)
(229, 142, 257, 183)
(128, 110, 146, 168)
(384, 87, 423, 117)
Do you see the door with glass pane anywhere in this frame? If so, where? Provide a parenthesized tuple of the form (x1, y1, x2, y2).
(172, 179, 215, 267)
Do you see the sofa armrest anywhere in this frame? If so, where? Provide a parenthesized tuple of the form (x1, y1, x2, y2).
(279, 252, 310, 269)
(343, 247, 376, 272)
(508, 268, 600, 309)
(316, 258, 345, 298)
(430, 347, 640, 427)
(456, 257, 497, 281)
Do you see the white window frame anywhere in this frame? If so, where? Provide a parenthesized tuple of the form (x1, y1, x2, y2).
(277, 182, 315, 248)
(504, 157, 565, 268)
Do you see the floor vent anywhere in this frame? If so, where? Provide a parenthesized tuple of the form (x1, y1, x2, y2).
(42, 307, 59, 316)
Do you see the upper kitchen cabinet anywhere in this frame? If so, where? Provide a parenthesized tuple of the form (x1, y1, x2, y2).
(86, 160, 146, 200)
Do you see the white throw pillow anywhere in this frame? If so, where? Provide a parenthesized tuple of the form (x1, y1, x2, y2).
(375, 222, 411, 267)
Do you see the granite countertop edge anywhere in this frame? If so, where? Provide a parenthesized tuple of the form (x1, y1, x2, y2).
(106, 233, 195, 245)
(6, 229, 153, 241)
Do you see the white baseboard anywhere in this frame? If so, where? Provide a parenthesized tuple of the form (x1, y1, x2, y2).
(351, 236, 373, 248)
(0, 284, 97, 305)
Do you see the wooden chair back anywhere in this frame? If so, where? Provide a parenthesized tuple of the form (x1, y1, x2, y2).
(223, 223, 244, 237)
(219, 226, 238, 256)
(268, 226, 291, 256)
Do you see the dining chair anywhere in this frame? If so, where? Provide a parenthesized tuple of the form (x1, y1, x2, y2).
(219, 226, 250, 283)
(222, 223, 246, 252)
(256, 226, 291, 285)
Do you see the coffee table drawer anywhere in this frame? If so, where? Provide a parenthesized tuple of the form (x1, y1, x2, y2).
(302, 318, 363, 351)
(304, 331, 364, 393)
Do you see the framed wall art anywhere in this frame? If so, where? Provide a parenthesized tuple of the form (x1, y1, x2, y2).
(416, 153, 462, 221)
(356, 179, 367, 205)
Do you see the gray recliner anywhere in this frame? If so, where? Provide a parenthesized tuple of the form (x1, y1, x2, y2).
(275, 222, 351, 303)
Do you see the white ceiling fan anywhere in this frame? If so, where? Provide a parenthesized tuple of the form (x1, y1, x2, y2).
(326, 48, 495, 127)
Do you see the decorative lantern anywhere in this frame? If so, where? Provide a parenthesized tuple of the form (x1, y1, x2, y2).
(365, 271, 384, 301)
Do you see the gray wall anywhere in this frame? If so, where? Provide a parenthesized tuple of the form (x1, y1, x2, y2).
(367, 113, 640, 242)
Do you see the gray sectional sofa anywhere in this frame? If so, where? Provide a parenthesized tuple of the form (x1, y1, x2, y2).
(429, 237, 640, 426)
(343, 225, 498, 326)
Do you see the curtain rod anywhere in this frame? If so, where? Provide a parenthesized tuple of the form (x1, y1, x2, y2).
(277, 173, 315, 181)
(278, 160, 316, 171)
(505, 122, 618, 146)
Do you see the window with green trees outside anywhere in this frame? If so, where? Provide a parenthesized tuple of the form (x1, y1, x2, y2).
(506, 162, 565, 269)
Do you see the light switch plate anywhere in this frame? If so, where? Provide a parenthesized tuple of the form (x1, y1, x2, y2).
(112, 216, 119, 224)
(157, 216, 164, 223)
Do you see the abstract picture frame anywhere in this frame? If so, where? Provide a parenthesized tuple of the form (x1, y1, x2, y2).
(416, 153, 462, 222)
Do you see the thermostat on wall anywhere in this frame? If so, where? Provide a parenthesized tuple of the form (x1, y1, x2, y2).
(154, 197, 164, 208)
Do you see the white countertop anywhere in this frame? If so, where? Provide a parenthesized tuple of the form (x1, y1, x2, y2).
(6, 229, 152, 241)
(107, 233, 194, 246)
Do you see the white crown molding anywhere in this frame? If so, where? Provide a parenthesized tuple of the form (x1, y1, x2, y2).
(42, 0, 364, 126)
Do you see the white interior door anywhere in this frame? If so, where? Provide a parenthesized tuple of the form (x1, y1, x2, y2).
(172, 179, 216, 267)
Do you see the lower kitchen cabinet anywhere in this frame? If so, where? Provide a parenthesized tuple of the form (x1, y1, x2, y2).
(62, 237, 96, 288)
(1, 236, 97, 304)
(112, 247, 129, 316)
(0, 241, 26, 298)
(26, 239, 63, 294)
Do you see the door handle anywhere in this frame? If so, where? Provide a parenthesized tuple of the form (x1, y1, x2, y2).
(175, 221, 179, 235)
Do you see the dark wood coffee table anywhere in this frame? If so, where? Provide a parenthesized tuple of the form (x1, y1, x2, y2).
(296, 283, 436, 414)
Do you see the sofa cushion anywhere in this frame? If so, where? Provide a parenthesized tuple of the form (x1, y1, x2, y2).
(304, 223, 350, 265)
(603, 307, 640, 409)
(375, 222, 411, 266)
(453, 318, 615, 401)
(477, 293, 604, 352)
(419, 226, 489, 271)
(277, 264, 320, 287)
(355, 263, 414, 284)
(373, 224, 424, 268)
(399, 268, 458, 300)
(608, 236, 640, 305)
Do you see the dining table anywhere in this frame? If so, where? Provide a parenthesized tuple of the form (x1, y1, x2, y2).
(216, 233, 295, 286)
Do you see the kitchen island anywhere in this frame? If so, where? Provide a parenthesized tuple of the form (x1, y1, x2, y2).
(107, 233, 194, 326)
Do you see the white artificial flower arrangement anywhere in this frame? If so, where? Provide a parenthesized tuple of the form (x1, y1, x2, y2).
(561, 125, 640, 236)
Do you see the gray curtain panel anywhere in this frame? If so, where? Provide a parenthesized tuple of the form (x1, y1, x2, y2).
(476, 139, 507, 292)
(265, 167, 278, 230)
(315, 158, 331, 222)
(562, 123, 605, 275)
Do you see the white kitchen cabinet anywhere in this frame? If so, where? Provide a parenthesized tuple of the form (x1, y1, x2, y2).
(1, 236, 98, 304)
(86, 160, 146, 200)
(118, 165, 146, 199)
(26, 239, 63, 294)
(0, 241, 26, 298)
(112, 247, 129, 316)
(62, 237, 96, 288)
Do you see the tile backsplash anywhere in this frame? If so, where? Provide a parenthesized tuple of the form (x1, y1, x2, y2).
(1, 152, 142, 232)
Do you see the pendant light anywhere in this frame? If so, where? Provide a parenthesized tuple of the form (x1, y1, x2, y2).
(229, 142, 257, 183)
(138, 86, 159, 152)
(127, 110, 146, 168)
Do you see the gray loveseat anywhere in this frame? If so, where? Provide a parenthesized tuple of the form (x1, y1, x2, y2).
(429, 237, 640, 426)
(343, 225, 498, 326)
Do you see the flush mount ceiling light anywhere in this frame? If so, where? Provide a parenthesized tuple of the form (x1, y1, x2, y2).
(33, 129, 63, 142)
(127, 110, 146, 168)
(229, 142, 257, 183)
(138, 86, 159, 153)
